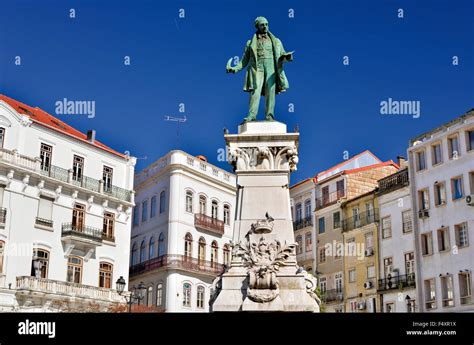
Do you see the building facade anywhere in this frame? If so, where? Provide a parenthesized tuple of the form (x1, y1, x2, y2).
(408, 109, 474, 312)
(129, 151, 235, 312)
(0, 95, 135, 311)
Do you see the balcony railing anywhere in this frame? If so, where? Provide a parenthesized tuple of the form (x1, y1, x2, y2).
(35, 217, 53, 228)
(378, 168, 409, 194)
(342, 209, 379, 232)
(16, 276, 123, 303)
(293, 216, 313, 231)
(61, 222, 103, 242)
(0, 148, 133, 203)
(0, 207, 6, 225)
(194, 213, 224, 235)
(129, 254, 225, 277)
(321, 289, 344, 303)
(315, 189, 346, 210)
(378, 273, 416, 291)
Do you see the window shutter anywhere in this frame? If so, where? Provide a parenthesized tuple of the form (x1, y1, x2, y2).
(38, 197, 53, 220)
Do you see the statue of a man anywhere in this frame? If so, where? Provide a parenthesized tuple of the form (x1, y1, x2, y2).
(227, 17, 293, 123)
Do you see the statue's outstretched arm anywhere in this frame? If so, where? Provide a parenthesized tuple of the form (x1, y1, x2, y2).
(229, 41, 250, 73)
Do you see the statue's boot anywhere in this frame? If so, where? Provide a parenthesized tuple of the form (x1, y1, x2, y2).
(242, 115, 257, 124)
(265, 114, 275, 121)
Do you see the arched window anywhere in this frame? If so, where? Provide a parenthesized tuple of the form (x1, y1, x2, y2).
(304, 199, 312, 220)
(0, 240, 4, 274)
(305, 232, 312, 252)
(131, 242, 138, 265)
(149, 237, 155, 259)
(211, 200, 218, 219)
(296, 235, 303, 254)
(223, 204, 230, 225)
(184, 233, 193, 258)
(199, 195, 206, 214)
(186, 191, 193, 213)
(156, 283, 163, 307)
(211, 241, 218, 267)
(197, 286, 205, 309)
(67, 256, 83, 284)
(223, 244, 230, 267)
(99, 262, 113, 288)
(147, 286, 153, 307)
(295, 203, 302, 222)
(0, 127, 5, 148)
(140, 240, 146, 263)
(183, 283, 191, 307)
(151, 196, 157, 218)
(141, 200, 148, 222)
(159, 191, 166, 214)
(158, 233, 165, 257)
(198, 237, 206, 264)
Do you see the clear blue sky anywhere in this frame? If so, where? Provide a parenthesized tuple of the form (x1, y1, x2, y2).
(1, 0, 473, 183)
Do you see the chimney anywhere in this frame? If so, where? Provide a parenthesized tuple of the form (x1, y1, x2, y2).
(87, 130, 96, 143)
(397, 155, 407, 169)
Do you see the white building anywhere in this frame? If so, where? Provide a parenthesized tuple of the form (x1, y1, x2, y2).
(408, 109, 474, 312)
(376, 166, 417, 312)
(129, 151, 235, 312)
(0, 94, 136, 311)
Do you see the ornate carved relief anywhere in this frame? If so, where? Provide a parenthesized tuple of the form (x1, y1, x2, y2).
(228, 145, 298, 172)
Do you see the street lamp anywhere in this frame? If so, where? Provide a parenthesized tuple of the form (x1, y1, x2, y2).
(405, 295, 413, 313)
(115, 276, 146, 312)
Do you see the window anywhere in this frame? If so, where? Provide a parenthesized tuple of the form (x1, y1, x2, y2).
(147, 286, 153, 307)
(133, 206, 140, 227)
(319, 277, 327, 294)
(304, 199, 311, 219)
(440, 275, 454, 307)
(72, 203, 85, 230)
(131, 242, 138, 265)
(336, 180, 345, 198)
(211, 241, 218, 267)
(305, 232, 312, 252)
(333, 211, 341, 229)
(103, 212, 115, 240)
(318, 217, 325, 234)
(353, 207, 360, 228)
(318, 247, 326, 263)
(405, 252, 415, 277)
(141, 200, 148, 222)
(334, 242, 342, 260)
(418, 189, 430, 210)
(470, 172, 474, 194)
(421, 232, 433, 256)
(402, 210, 412, 233)
(0, 127, 5, 147)
(185, 191, 193, 213)
(382, 216, 392, 239)
(295, 203, 302, 222)
(416, 150, 426, 171)
(383, 257, 393, 278)
(367, 265, 375, 279)
(347, 238, 356, 256)
(159, 191, 166, 214)
(467, 130, 474, 151)
(296, 236, 303, 254)
(434, 182, 446, 206)
(37, 196, 53, 225)
(437, 228, 450, 252)
(158, 233, 165, 257)
(67, 256, 82, 284)
(0, 241, 4, 274)
(149, 237, 155, 259)
(224, 205, 230, 225)
(349, 269, 356, 283)
(335, 273, 343, 293)
(223, 244, 230, 266)
(322, 186, 329, 205)
(458, 272, 472, 305)
(448, 135, 460, 159)
(431, 143, 442, 165)
(40, 143, 52, 172)
(198, 237, 206, 264)
(451, 176, 464, 200)
(150, 196, 157, 218)
(365, 232, 373, 250)
(199, 195, 206, 214)
(103, 166, 113, 193)
(385, 303, 395, 313)
(183, 283, 191, 307)
(99, 262, 113, 288)
(72, 155, 84, 183)
(425, 278, 436, 309)
(197, 286, 205, 309)
(156, 283, 163, 307)
(184, 233, 193, 258)
(211, 200, 218, 219)
(455, 223, 469, 248)
(140, 240, 146, 263)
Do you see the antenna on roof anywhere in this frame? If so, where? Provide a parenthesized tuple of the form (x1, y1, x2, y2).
(164, 115, 187, 147)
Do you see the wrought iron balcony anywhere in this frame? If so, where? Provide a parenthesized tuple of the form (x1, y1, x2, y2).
(315, 189, 346, 210)
(293, 216, 313, 230)
(194, 213, 224, 235)
(61, 222, 103, 243)
(35, 217, 53, 228)
(0, 207, 6, 225)
(378, 168, 409, 194)
(321, 288, 344, 303)
(378, 273, 416, 291)
(342, 209, 379, 232)
(129, 254, 224, 277)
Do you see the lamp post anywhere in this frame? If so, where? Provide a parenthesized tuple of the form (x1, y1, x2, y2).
(116, 276, 146, 313)
(405, 295, 413, 312)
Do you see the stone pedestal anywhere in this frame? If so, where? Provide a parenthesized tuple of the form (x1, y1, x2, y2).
(210, 121, 320, 312)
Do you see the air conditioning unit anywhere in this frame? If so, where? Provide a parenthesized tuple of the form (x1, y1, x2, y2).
(364, 281, 373, 289)
(466, 195, 474, 206)
(418, 209, 429, 219)
(364, 248, 374, 257)
(357, 301, 366, 310)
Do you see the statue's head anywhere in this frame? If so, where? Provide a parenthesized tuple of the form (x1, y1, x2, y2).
(255, 16, 269, 34)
